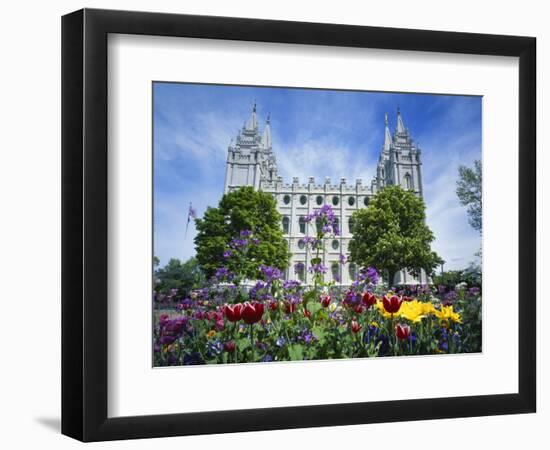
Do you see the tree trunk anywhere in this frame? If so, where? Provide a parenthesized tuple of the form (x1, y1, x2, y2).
(387, 270, 396, 288)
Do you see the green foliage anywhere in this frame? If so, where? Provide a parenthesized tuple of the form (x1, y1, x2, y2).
(194, 186, 290, 278)
(456, 160, 482, 233)
(154, 257, 205, 296)
(348, 185, 442, 283)
(433, 267, 481, 289)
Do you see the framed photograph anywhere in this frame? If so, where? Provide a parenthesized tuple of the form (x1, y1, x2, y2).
(62, 8, 536, 441)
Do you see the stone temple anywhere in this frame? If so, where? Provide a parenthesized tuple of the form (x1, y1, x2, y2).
(224, 104, 427, 285)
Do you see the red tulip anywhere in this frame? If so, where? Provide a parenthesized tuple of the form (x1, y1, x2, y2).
(320, 295, 331, 308)
(241, 301, 265, 324)
(382, 295, 403, 314)
(284, 301, 296, 314)
(354, 305, 365, 314)
(268, 300, 279, 311)
(304, 308, 312, 319)
(395, 323, 411, 341)
(403, 296, 413, 302)
(223, 341, 236, 353)
(223, 303, 243, 322)
(351, 318, 362, 334)
(361, 292, 377, 308)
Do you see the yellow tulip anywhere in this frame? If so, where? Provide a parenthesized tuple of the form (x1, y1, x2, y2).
(434, 305, 462, 323)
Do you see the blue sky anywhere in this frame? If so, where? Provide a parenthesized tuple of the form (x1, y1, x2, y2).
(153, 82, 482, 271)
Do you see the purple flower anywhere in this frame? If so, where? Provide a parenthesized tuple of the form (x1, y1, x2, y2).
(339, 254, 347, 265)
(442, 291, 457, 306)
(343, 290, 361, 306)
(223, 250, 233, 259)
(176, 298, 192, 310)
(251, 237, 260, 245)
(308, 263, 327, 274)
(468, 287, 481, 297)
(259, 265, 282, 281)
(302, 331, 314, 345)
(239, 229, 252, 237)
(294, 262, 305, 274)
(215, 266, 231, 280)
(230, 238, 248, 248)
(283, 279, 301, 289)
(365, 266, 379, 285)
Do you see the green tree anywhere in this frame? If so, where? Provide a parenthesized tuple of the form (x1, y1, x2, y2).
(348, 185, 442, 285)
(194, 186, 290, 279)
(456, 160, 482, 233)
(154, 257, 205, 296)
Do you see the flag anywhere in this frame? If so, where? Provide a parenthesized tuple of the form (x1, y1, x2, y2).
(185, 202, 196, 238)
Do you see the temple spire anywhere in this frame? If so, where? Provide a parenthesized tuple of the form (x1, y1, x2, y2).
(383, 112, 392, 151)
(246, 101, 258, 130)
(262, 114, 272, 149)
(396, 107, 406, 133)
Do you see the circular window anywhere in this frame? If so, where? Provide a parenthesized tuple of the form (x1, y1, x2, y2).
(316, 195, 323, 205)
(298, 239, 305, 250)
(331, 240, 339, 250)
(300, 195, 307, 205)
(332, 196, 339, 206)
(348, 196, 355, 206)
(283, 195, 291, 205)
(364, 197, 369, 207)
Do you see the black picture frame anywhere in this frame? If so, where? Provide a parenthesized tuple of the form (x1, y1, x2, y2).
(61, 8, 536, 442)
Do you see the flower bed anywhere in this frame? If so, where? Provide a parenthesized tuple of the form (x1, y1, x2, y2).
(153, 205, 481, 366)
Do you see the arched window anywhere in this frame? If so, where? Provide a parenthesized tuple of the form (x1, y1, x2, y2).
(316, 195, 324, 205)
(348, 196, 355, 206)
(404, 173, 412, 190)
(349, 216, 355, 233)
(331, 262, 340, 282)
(332, 196, 340, 206)
(283, 195, 291, 205)
(349, 263, 357, 281)
(294, 262, 305, 282)
(331, 240, 339, 250)
(364, 196, 370, 207)
(299, 216, 306, 234)
(298, 239, 305, 250)
(282, 216, 290, 234)
(300, 195, 307, 205)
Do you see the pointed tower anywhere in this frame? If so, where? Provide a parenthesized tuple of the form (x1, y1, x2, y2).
(390, 108, 423, 197)
(224, 104, 277, 193)
(396, 106, 406, 133)
(262, 114, 272, 149)
(376, 112, 393, 189)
